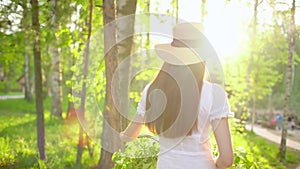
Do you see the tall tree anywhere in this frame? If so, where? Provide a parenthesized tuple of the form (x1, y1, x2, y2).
(97, 0, 119, 168)
(66, 4, 78, 120)
(97, 0, 138, 168)
(280, 0, 296, 160)
(116, 0, 137, 130)
(248, 0, 259, 132)
(31, 0, 46, 160)
(76, 0, 94, 165)
(50, 0, 62, 117)
(21, 0, 32, 102)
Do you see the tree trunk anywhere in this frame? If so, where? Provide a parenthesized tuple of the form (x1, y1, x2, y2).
(98, 0, 137, 167)
(97, 10, 117, 169)
(66, 4, 79, 119)
(31, 0, 46, 160)
(249, 0, 258, 132)
(145, 0, 150, 76)
(280, 0, 295, 161)
(97, 0, 120, 168)
(44, 46, 52, 98)
(22, 0, 32, 102)
(66, 47, 75, 118)
(24, 42, 32, 101)
(50, 0, 62, 117)
(251, 92, 256, 130)
(136, 0, 150, 90)
(146, 0, 150, 60)
(76, 0, 93, 165)
(294, 64, 299, 92)
(116, 0, 137, 130)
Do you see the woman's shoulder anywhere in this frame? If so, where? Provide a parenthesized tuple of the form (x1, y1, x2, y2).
(202, 81, 212, 89)
(203, 81, 225, 92)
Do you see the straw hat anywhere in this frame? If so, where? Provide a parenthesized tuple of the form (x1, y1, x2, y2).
(155, 22, 216, 65)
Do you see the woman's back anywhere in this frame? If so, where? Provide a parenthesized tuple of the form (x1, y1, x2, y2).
(120, 23, 234, 169)
(137, 82, 232, 169)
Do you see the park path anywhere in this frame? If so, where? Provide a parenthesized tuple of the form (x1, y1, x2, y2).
(0, 95, 24, 100)
(245, 124, 300, 151)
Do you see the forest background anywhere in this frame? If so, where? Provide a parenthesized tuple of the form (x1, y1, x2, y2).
(0, 0, 300, 168)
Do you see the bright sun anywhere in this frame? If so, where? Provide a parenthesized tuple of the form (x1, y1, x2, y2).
(179, 0, 252, 60)
(146, 0, 300, 61)
(146, 0, 252, 61)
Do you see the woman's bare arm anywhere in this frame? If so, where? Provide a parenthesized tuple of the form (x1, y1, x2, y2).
(120, 114, 144, 142)
(211, 118, 234, 169)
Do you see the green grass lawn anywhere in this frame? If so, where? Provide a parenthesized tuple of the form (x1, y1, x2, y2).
(0, 98, 299, 169)
(230, 131, 299, 169)
(0, 92, 23, 96)
(0, 98, 100, 169)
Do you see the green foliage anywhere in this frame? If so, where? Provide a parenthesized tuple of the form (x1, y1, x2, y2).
(68, 26, 106, 138)
(231, 146, 263, 169)
(0, 32, 24, 93)
(231, 117, 247, 134)
(1, 0, 300, 168)
(223, 6, 297, 125)
(112, 138, 159, 169)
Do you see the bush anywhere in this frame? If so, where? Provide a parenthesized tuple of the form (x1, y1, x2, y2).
(112, 137, 159, 169)
(112, 138, 264, 169)
(230, 146, 263, 169)
(231, 118, 247, 133)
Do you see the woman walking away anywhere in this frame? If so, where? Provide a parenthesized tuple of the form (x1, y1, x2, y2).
(120, 22, 234, 169)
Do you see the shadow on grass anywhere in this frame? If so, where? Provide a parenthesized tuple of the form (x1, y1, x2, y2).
(0, 119, 36, 140)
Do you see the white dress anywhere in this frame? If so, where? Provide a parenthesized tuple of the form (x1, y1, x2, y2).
(137, 81, 233, 169)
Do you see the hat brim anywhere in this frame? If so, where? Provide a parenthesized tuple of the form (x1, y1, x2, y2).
(155, 39, 218, 66)
(155, 44, 204, 65)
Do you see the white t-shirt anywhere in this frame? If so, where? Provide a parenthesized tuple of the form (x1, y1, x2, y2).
(137, 81, 233, 169)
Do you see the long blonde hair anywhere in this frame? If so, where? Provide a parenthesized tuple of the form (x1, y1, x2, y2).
(145, 62, 205, 138)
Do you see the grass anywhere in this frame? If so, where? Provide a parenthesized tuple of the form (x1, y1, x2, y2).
(0, 98, 299, 169)
(0, 98, 100, 169)
(230, 131, 300, 169)
(0, 92, 23, 96)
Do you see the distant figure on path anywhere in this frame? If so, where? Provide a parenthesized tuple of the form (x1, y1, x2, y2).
(276, 113, 283, 130)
